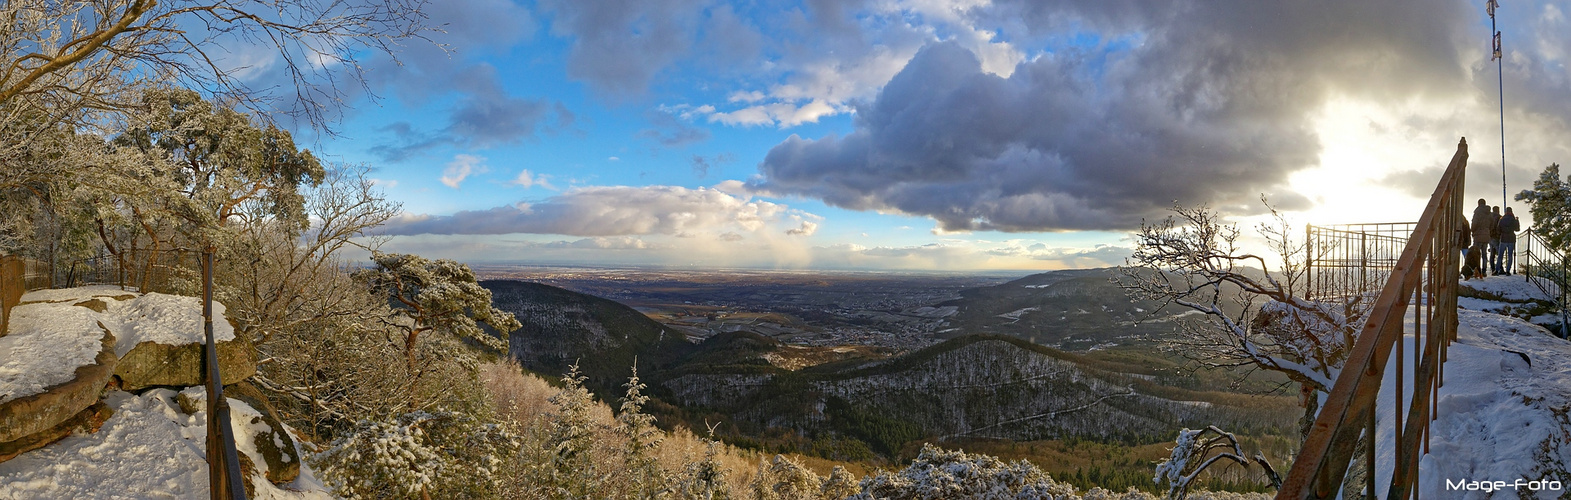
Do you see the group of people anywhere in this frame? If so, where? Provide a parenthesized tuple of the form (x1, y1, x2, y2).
(1464, 198, 1521, 280)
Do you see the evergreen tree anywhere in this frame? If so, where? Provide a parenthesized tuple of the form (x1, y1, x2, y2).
(1515, 163, 1571, 249)
(546, 363, 602, 498)
(618, 362, 668, 498)
(672, 425, 732, 500)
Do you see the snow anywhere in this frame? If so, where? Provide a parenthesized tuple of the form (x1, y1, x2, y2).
(1365, 279, 1571, 499)
(1, 287, 239, 403)
(0, 302, 105, 404)
(16, 286, 236, 358)
(0, 390, 332, 499)
(1460, 275, 1559, 303)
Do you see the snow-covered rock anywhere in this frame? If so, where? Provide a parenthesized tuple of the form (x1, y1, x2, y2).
(9, 286, 254, 391)
(0, 300, 118, 445)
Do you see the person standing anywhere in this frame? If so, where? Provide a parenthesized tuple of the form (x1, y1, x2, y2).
(1489, 206, 1503, 275)
(1469, 199, 1493, 280)
(1497, 207, 1521, 275)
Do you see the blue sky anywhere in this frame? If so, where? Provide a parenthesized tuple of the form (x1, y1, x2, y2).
(275, 0, 1571, 271)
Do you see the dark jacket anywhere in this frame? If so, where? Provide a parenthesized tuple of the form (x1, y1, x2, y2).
(1497, 214, 1521, 243)
(1471, 205, 1495, 244)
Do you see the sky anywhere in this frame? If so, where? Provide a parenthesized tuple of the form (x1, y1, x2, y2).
(251, 0, 1571, 271)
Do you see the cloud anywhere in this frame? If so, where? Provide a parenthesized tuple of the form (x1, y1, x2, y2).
(638, 107, 711, 147)
(786, 220, 819, 236)
(689, 153, 736, 177)
(537, 0, 713, 97)
(370, 67, 575, 161)
(440, 154, 488, 189)
(510, 169, 552, 189)
(749, 0, 1489, 232)
(379, 184, 810, 237)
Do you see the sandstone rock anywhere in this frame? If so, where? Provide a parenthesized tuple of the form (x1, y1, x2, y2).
(0, 401, 113, 463)
(0, 327, 116, 444)
(175, 382, 302, 485)
(113, 328, 255, 391)
(226, 381, 301, 485)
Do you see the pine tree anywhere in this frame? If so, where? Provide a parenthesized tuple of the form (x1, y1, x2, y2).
(672, 424, 732, 500)
(546, 362, 601, 498)
(750, 454, 823, 500)
(618, 362, 668, 498)
(1515, 163, 1571, 249)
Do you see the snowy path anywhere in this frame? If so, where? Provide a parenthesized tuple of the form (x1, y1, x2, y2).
(1365, 276, 1571, 499)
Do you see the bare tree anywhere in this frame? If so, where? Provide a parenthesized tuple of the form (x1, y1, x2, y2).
(0, 0, 434, 134)
(1118, 200, 1363, 437)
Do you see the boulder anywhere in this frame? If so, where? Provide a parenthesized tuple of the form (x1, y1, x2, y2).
(0, 326, 116, 445)
(114, 326, 255, 391)
(176, 382, 301, 485)
(227, 381, 301, 485)
(0, 401, 113, 463)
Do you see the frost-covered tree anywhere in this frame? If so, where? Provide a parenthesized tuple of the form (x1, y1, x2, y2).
(618, 363, 668, 498)
(543, 363, 604, 498)
(1118, 201, 1359, 437)
(1154, 426, 1279, 500)
(313, 410, 517, 500)
(1515, 163, 1571, 250)
(353, 251, 520, 408)
(819, 466, 861, 500)
(671, 424, 734, 500)
(851, 444, 1078, 499)
(750, 454, 824, 500)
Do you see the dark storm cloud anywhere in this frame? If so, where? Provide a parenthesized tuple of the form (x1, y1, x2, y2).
(750, 1, 1477, 232)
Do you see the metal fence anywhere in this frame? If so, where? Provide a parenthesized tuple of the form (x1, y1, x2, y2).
(1279, 138, 1467, 499)
(1305, 222, 1416, 309)
(1518, 228, 1569, 335)
(55, 249, 198, 294)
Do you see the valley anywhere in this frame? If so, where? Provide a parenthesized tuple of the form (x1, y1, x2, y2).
(479, 266, 1303, 483)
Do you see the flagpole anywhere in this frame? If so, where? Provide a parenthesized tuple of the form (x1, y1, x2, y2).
(1491, 0, 1506, 207)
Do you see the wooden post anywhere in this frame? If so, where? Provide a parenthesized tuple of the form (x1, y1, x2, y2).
(203, 248, 247, 500)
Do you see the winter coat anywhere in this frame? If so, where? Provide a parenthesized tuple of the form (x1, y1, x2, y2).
(1471, 205, 1495, 244)
(1497, 214, 1521, 243)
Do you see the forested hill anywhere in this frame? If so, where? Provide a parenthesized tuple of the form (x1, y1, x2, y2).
(483, 279, 694, 395)
(941, 267, 1254, 350)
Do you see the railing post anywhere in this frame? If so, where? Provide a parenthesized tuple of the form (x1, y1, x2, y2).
(203, 248, 247, 500)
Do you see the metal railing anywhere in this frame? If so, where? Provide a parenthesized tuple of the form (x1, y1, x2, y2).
(21, 257, 51, 291)
(1517, 228, 1569, 336)
(56, 249, 197, 294)
(1305, 223, 1416, 311)
(1279, 138, 1467, 499)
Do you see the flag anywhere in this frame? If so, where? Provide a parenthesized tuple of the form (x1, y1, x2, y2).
(1487, 0, 1499, 18)
(1493, 31, 1503, 61)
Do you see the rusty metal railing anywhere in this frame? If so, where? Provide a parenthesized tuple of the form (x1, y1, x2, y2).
(1305, 223, 1416, 313)
(1278, 138, 1467, 500)
(1518, 228, 1569, 336)
(202, 249, 248, 500)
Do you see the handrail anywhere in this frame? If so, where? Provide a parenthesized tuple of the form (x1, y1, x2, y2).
(1517, 228, 1569, 336)
(202, 249, 248, 500)
(1278, 138, 1467, 499)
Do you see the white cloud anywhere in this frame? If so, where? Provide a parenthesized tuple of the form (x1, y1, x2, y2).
(510, 169, 553, 189)
(440, 154, 487, 189)
(381, 183, 814, 238)
(786, 220, 819, 236)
